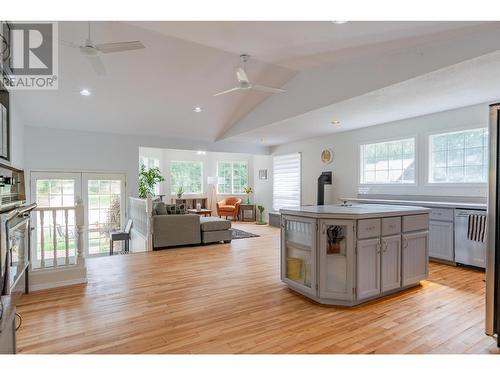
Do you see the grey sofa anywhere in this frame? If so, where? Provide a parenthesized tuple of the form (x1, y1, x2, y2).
(152, 214, 201, 248)
(152, 203, 232, 249)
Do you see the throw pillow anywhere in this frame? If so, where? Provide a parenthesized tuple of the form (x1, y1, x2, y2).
(153, 202, 167, 216)
(166, 203, 186, 215)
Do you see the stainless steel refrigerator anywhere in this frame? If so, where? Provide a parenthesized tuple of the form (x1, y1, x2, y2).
(487, 103, 500, 347)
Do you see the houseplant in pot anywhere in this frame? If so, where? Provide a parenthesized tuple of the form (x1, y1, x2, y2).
(256, 205, 267, 225)
(138, 164, 165, 199)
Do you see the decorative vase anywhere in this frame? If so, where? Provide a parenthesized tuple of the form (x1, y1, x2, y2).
(246, 195, 250, 204)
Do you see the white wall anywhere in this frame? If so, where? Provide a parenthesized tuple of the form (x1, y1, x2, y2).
(6, 94, 24, 168)
(24, 126, 269, 202)
(272, 103, 490, 206)
(140, 147, 274, 219)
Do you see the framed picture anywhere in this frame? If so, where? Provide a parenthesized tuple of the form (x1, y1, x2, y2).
(0, 90, 9, 161)
(259, 169, 268, 180)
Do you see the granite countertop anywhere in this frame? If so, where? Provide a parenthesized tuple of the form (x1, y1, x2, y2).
(280, 203, 430, 219)
(345, 198, 487, 210)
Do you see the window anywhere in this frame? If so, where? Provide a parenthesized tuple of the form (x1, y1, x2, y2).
(429, 128, 488, 183)
(273, 153, 301, 211)
(360, 138, 415, 184)
(217, 161, 248, 194)
(140, 156, 161, 195)
(170, 161, 203, 194)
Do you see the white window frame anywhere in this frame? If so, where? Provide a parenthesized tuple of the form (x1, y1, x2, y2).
(170, 160, 204, 195)
(216, 161, 249, 195)
(139, 156, 161, 195)
(426, 125, 488, 187)
(273, 152, 301, 211)
(358, 136, 417, 186)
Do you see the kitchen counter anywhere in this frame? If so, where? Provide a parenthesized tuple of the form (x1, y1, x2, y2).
(280, 204, 430, 306)
(281, 203, 431, 219)
(344, 198, 486, 210)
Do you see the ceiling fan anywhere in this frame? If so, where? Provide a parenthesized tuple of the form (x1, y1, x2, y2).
(213, 54, 286, 97)
(60, 22, 145, 75)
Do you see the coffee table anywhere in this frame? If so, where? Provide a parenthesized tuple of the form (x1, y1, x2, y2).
(187, 208, 212, 217)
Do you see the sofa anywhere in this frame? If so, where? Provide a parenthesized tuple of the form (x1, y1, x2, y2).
(152, 202, 232, 249)
(216, 197, 242, 220)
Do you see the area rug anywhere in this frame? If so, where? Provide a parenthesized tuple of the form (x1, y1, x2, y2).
(231, 228, 260, 240)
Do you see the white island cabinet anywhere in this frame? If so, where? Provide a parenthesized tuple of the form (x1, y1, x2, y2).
(280, 204, 430, 306)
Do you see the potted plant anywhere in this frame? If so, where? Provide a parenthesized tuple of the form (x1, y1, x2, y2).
(256, 205, 267, 225)
(243, 185, 253, 204)
(176, 186, 185, 199)
(138, 164, 165, 199)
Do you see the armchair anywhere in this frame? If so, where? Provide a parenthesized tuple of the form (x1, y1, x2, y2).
(216, 197, 242, 220)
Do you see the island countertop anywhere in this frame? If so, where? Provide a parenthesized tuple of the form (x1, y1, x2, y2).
(280, 203, 431, 219)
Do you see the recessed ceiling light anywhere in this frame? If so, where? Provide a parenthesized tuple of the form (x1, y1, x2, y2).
(80, 89, 91, 96)
(331, 120, 341, 126)
(194, 107, 202, 113)
(332, 21, 348, 24)
(197, 150, 206, 155)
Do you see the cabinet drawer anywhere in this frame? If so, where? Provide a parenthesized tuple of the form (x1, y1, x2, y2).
(358, 219, 381, 239)
(402, 214, 429, 233)
(382, 217, 401, 236)
(429, 208, 454, 222)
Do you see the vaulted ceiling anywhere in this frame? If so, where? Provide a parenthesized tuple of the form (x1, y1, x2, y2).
(12, 21, 500, 149)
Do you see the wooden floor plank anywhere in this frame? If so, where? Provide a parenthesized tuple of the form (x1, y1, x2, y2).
(16, 223, 499, 354)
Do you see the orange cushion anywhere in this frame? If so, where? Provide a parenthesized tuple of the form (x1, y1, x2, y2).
(219, 205, 236, 210)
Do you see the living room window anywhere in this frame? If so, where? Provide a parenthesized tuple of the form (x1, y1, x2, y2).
(170, 160, 203, 194)
(140, 156, 161, 195)
(217, 161, 248, 194)
(429, 127, 488, 183)
(273, 153, 301, 211)
(360, 138, 416, 184)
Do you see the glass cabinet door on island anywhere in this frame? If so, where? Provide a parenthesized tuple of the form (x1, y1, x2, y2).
(318, 219, 355, 300)
(281, 215, 317, 294)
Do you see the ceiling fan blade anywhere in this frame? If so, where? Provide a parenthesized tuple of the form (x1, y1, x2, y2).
(59, 39, 80, 49)
(236, 68, 249, 84)
(213, 87, 242, 97)
(96, 41, 145, 54)
(86, 54, 106, 75)
(252, 84, 286, 94)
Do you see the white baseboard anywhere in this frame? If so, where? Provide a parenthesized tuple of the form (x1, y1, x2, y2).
(30, 278, 88, 292)
(30, 264, 88, 291)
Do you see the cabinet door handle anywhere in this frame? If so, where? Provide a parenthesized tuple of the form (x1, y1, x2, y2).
(376, 242, 381, 254)
(382, 241, 388, 252)
(402, 238, 408, 248)
(322, 223, 326, 234)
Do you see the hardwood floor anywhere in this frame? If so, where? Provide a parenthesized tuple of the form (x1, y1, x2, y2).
(16, 223, 499, 354)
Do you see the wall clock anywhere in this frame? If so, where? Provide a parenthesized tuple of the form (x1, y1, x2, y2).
(321, 148, 333, 164)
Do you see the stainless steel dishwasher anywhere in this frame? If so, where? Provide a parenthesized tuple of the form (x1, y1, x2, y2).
(455, 209, 487, 268)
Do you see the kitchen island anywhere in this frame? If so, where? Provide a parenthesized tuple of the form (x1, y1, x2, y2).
(280, 204, 431, 306)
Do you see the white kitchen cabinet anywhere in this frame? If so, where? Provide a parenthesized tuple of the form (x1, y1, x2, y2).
(318, 219, 355, 301)
(381, 235, 401, 292)
(429, 220, 454, 261)
(402, 231, 429, 286)
(356, 238, 381, 299)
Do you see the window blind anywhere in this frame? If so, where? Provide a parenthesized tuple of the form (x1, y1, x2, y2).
(273, 153, 301, 211)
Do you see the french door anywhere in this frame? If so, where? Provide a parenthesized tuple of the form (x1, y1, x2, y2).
(30, 172, 82, 266)
(83, 173, 126, 256)
(30, 171, 126, 259)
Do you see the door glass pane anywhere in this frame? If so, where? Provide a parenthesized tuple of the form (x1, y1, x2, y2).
(323, 224, 348, 293)
(34, 179, 77, 266)
(87, 179, 122, 255)
(284, 219, 313, 288)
